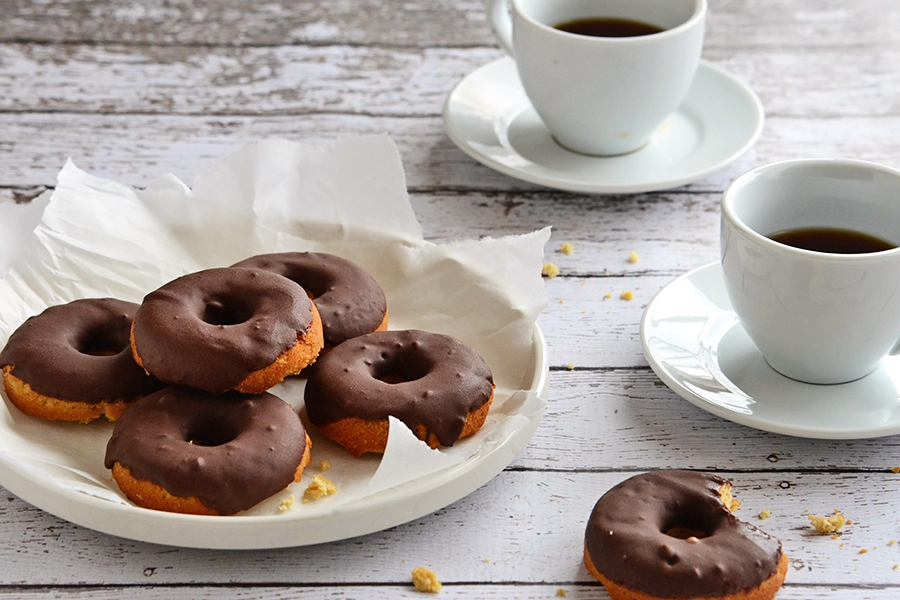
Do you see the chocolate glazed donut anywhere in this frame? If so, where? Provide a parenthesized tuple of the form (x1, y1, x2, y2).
(0, 298, 162, 422)
(584, 470, 788, 600)
(131, 267, 324, 394)
(232, 252, 388, 348)
(105, 386, 312, 515)
(304, 329, 494, 456)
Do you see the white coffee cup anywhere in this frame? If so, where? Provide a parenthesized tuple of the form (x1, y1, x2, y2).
(721, 158, 900, 385)
(486, 0, 706, 156)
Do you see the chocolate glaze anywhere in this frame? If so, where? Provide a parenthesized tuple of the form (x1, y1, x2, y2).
(131, 267, 315, 394)
(232, 252, 387, 347)
(105, 386, 307, 515)
(0, 298, 162, 403)
(585, 470, 783, 599)
(304, 329, 493, 447)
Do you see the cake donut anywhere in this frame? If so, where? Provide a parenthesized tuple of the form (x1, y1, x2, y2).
(131, 267, 324, 394)
(105, 386, 312, 515)
(584, 470, 788, 600)
(232, 252, 388, 349)
(304, 329, 494, 456)
(0, 298, 162, 422)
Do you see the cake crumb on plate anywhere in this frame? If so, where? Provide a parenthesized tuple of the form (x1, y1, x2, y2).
(278, 494, 294, 512)
(303, 474, 337, 503)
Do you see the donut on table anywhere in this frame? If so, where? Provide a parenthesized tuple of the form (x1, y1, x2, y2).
(0, 298, 162, 422)
(304, 329, 494, 456)
(130, 267, 324, 395)
(584, 470, 788, 600)
(105, 386, 312, 515)
(232, 252, 388, 349)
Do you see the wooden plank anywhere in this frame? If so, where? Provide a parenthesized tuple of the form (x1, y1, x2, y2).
(1, 0, 898, 50)
(514, 370, 900, 470)
(536, 275, 666, 368)
(412, 190, 722, 270)
(3, 114, 900, 193)
(0, 584, 896, 599)
(0, 0, 495, 48)
(0, 44, 502, 117)
(0, 471, 898, 586)
(1, 185, 721, 277)
(1, 43, 899, 119)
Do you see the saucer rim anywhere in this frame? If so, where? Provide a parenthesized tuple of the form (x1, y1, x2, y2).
(442, 57, 765, 194)
(640, 261, 900, 440)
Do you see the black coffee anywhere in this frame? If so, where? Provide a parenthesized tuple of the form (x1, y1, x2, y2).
(554, 17, 664, 38)
(768, 227, 897, 254)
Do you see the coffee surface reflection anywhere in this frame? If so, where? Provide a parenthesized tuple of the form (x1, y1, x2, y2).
(554, 17, 664, 38)
(768, 227, 897, 254)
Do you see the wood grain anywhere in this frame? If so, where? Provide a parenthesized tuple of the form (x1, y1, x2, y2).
(514, 370, 900, 471)
(3, 0, 900, 597)
(1, 586, 897, 599)
(5, 114, 900, 193)
(0, 472, 897, 586)
(1, 44, 899, 119)
(2, 0, 899, 50)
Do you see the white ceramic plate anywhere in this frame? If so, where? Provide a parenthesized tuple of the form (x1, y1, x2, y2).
(0, 325, 548, 549)
(443, 57, 764, 194)
(641, 262, 900, 439)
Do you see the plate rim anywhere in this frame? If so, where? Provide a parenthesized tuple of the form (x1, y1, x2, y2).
(641, 261, 900, 440)
(0, 323, 549, 549)
(442, 57, 765, 194)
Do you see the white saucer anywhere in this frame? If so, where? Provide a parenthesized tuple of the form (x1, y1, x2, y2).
(641, 262, 900, 439)
(442, 57, 764, 194)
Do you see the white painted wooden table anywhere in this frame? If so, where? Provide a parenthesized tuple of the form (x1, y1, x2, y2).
(3, 1, 900, 597)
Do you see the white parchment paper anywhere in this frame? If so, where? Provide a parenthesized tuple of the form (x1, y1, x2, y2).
(0, 136, 549, 517)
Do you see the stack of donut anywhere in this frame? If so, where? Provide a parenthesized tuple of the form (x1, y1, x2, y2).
(0, 251, 496, 515)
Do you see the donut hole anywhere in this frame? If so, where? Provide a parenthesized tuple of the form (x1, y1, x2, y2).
(281, 265, 336, 300)
(186, 420, 240, 447)
(372, 354, 431, 384)
(664, 525, 710, 540)
(661, 511, 719, 540)
(77, 328, 128, 356)
(201, 296, 255, 326)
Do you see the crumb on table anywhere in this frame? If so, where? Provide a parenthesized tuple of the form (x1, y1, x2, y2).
(559, 243, 574, 255)
(542, 263, 560, 278)
(412, 566, 442, 593)
(319, 459, 331, 471)
(759, 509, 772, 519)
(627, 251, 639, 263)
(556, 589, 568, 597)
(809, 512, 847, 533)
(303, 474, 337, 503)
(621, 290, 634, 301)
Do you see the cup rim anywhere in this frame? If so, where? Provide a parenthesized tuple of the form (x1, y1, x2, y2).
(721, 157, 900, 260)
(511, 0, 707, 43)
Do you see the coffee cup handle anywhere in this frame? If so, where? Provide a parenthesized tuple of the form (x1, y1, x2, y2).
(486, 0, 515, 56)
